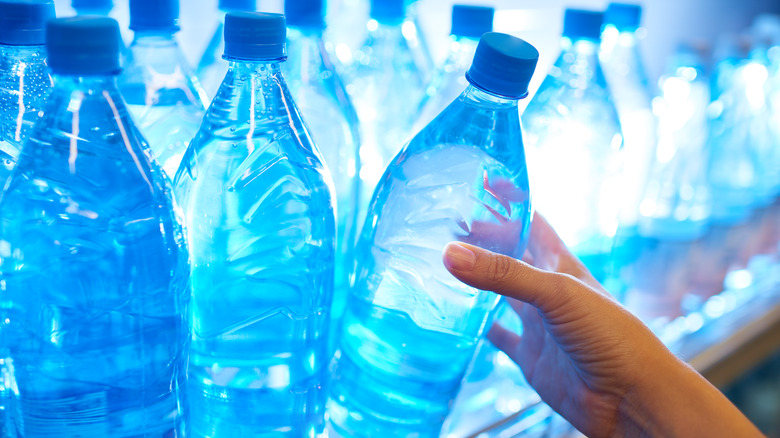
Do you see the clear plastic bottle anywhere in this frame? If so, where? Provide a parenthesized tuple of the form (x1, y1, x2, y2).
(638, 45, 712, 240)
(708, 35, 771, 224)
(0, 0, 54, 193)
(282, 0, 361, 327)
(118, 0, 207, 181)
(0, 17, 189, 436)
(196, 0, 257, 102)
(522, 9, 624, 282)
(328, 32, 538, 438)
(600, 3, 657, 230)
(413, 4, 494, 132)
(339, 0, 429, 211)
(174, 12, 335, 437)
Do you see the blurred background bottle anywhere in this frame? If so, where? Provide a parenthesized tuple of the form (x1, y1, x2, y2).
(196, 0, 257, 101)
(118, 0, 207, 181)
(175, 12, 335, 437)
(282, 0, 361, 332)
(338, 0, 431, 214)
(522, 9, 624, 283)
(414, 4, 494, 132)
(329, 32, 537, 438)
(0, 17, 189, 436)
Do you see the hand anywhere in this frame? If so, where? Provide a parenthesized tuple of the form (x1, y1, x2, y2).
(442, 213, 763, 438)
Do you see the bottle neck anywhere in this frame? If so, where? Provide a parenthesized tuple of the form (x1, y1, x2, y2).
(462, 84, 519, 109)
(0, 44, 47, 64)
(131, 31, 178, 46)
(51, 74, 119, 92)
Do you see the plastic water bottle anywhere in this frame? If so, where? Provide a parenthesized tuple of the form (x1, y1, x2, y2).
(708, 35, 771, 223)
(174, 12, 335, 437)
(340, 0, 429, 209)
(282, 0, 361, 326)
(118, 0, 207, 181)
(329, 32, 538, 438)
(196, 0, 257, 101)
(522, 9, 624, 282)
(0, 0, 54, 191)
(0, 17, 189, 436)
(600, 3, 656, 230)
(414, 4, 494, 132)
(638, 45, 712, 240)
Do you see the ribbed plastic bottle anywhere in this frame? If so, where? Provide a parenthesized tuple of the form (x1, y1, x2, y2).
(413, 4, 494, 132)
(118, 0, 207, 181)
(638, 45, 712, 240)
(196, 0, 257, 101)
(600, 3, 656, 231)
(708, 35, 771, 223)
(340, 0, 429, 209)
(329, 32, 538, 438)
(0, 0, 54, 192)
(282, 0, 361, 328)
(522, 9, 624, 282)
(174, 12, 335, 437)
(0, 17, 189, 436)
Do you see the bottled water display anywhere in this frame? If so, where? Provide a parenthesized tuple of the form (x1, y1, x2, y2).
(600, 3, 656, 229)
(175, 12, 335, 437)
(119, 0, 207, 181)
(0, 17, 189, 436)
(522, 9, 624, 281)
(708, 35, 773, 224)
(414, 4, 494, 131)
(329, 32, 538, 437)
(639, 45, 712, 240)
(339, 0, 430, 208)
(196, 0, 257, 101)
(0, 0, 54, 193)
(282, 0, 361, 324)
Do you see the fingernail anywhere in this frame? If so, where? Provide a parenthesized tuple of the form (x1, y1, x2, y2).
(443, 243, 477, 271)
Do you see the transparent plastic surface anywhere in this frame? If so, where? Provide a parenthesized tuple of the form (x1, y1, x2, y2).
(0, 45, 50, 188)
(339, 19, 428, 210)
(175, 61, 335, 437)
(196, 15, 228, 102)
(413, 36, 478, 133)
(522, 38, 624, 281)
(0, 76, 189, 437)
(639, 50, 711, 240)
(282, 26, 361, 326)
(119, 32, 207, 181)
(329, 85, 532, 438)
(600, 26, 657, 228)
(708, 53, 774, 223)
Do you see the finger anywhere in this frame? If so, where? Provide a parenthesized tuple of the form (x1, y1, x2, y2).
(487, 323, 522, 364)
(443, 242, 576, 314)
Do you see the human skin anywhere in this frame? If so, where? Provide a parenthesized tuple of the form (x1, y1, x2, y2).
(442, 214, 764, 438)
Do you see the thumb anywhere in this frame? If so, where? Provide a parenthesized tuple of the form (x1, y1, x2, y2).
(442, 242, 580, 315)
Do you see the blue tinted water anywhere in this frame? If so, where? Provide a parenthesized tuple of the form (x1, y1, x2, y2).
(119, 33, 207, 181)
(0, 75, 189, 437)
(282, 26, 361, 329)
(0, 45, 51, 189)
(329, 85, 532, 437)
(175, 61, 335, 437)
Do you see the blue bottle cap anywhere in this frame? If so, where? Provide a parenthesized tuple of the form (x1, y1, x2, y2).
(129, 0, 179, 33)
(219, 0, 256, 11)
(466, 32, 539, 99)
(71, 0, 112, 10)
(0, 0, 55, 46)
(223, 12, 286, 61)
(562, 9, 604, 41)
(285, 0, 325, 30)
(451, 5, 494, 39)
(605, 3, 642, 32)
(47, 16, 122, 76)
(370, 0, 404, 25)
